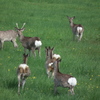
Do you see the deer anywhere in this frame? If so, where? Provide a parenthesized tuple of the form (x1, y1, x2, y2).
(53, 59, 77, 95)
(0, 25, 18, 49)
(45, 47, 61, 78)
(15, 23, 42, 57)
(67, 16, 84, 41)
(17, 53, 31, 94)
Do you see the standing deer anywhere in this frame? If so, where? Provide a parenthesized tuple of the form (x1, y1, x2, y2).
(0, 25, 18, 49)
(53, 59, 77, 95)
(45, 47, 61, 78)
(45, 47, 54, 78)
(15, 23, 42, 57)
(67, 16, 84, 41)
(17, 53, 31, 94)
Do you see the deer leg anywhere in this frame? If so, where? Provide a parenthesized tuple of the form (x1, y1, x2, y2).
(22, 79, 26, 90)
(71, 88, 75, 95)
(18, 75, 21, 94)
(52, 72, 54, 78)
(0, 40, 4, 49)
(48, 72, 50, 78)
(38, 47, 41, 57)
(75, 32, 79, 41)
(0, 41, 2, 49)
(12, 39, 18, 48)
(78, 32, 83, 41)
(47, 69, 50, 78)
(69, 87, 75, 95)
(31, 47, 36, 57)
(48, 71, 52, 78)
(54, 84, 58, 94)
(34, 52, 36, 57)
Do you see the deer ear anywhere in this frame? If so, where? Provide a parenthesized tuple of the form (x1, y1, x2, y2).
(52, 47, 54, 50)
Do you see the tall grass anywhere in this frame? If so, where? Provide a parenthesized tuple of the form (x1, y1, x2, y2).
(0, 0, 100, 100)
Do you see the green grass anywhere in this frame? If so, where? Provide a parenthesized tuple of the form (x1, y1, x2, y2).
(0, 0, 100, 100)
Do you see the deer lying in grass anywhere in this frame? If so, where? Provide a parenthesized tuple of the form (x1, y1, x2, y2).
(45, 47, 61, 78)
(15, 23, 42, 57)
(67, 16, 84, 41)
(0, 25, 18, 49)
(53, 59, 77, 95)
(17, 53, 31, 94)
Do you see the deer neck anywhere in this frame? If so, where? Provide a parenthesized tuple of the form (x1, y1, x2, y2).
(54, 61, 60, 75)
(23, 57, 27, 64)
(19, 33, 24, 42)
(50, 53, 53, 59)
(47, 51, 53, 60)
(70, 20, 74, 27)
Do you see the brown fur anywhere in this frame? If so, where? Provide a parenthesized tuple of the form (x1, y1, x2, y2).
(15, 25, 42, 57)
(53, 59, 77, 95)
(48, 66, 54, 72)
(45, 47, 61, 78)
(18, 67, 29, 73)
(67, 16, 84, 41)
(23, 53, 28, 64)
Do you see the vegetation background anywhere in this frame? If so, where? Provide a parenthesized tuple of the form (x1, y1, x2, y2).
(0, 0, 100, 100)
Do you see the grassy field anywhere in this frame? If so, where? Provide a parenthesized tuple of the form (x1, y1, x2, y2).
(0, 0, 100, 100)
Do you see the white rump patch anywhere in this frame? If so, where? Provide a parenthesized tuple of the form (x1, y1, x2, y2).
(68, 77, 77, 86)
(48, 63, 53, 66)
(77, 27, 82, 32)
(19, 64, 29, 69)
(52, 54, 61, 59)
(35, 40, 42, 47)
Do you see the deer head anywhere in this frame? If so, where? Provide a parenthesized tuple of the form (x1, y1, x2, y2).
(15, 23, 26, 36)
